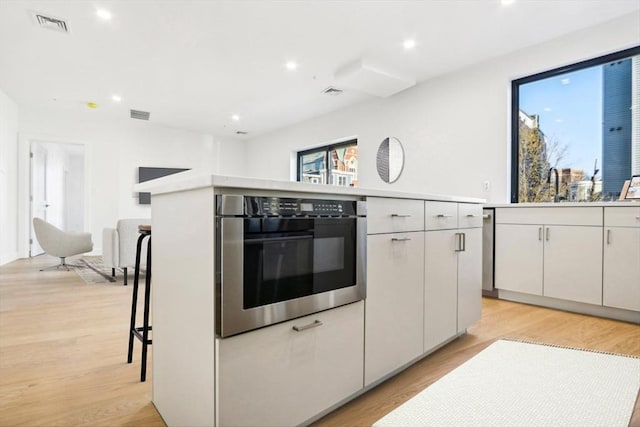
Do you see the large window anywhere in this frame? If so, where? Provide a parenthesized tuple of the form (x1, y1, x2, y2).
(511, 46, 639, 203)
(297, 140, 358, 187)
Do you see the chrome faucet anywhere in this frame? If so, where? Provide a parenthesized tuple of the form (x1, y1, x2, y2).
(548, 167, 559, 202)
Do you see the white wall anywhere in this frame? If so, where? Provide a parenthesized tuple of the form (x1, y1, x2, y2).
(243, 12, 640, 203)
(17, 107, 245, 257)
(0, 88, 19, 265)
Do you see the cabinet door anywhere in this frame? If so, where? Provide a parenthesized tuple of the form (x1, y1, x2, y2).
(217, 302, 364, 427)
(458, 227, 482, 332)
(424, 230, 458, 352)
(365, 232, 424, 386)
(603, 227, 640, 311)
(543, 226, 602, 305)
(494, 224, 543, 295)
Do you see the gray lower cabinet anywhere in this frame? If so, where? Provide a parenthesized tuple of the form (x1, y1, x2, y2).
(217, 302, 364, 427)
(365, 231, 425, 386)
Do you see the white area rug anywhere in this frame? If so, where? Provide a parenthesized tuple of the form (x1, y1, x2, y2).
(374, 339, 640, 427)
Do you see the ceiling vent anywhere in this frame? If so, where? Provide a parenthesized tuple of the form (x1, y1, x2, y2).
(32, 12, 69, 33)
(322, 86, 343, 96)
(130, 109, 151, 121)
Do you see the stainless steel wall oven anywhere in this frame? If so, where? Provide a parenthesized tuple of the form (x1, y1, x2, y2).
(215, 194, 366, 337)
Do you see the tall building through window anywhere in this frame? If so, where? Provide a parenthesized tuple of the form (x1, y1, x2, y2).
(511, 46, 639, 203)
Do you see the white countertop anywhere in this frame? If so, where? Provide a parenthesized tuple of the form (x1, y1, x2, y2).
(134, 172, 485, 204)
(487, 202, 640, 208)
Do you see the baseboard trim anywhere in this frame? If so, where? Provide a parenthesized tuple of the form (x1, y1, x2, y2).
(0, 252, 19, 266)
(498, 290, 640, 324)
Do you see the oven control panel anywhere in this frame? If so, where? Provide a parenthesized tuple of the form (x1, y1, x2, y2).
(245, 196, 357, 217)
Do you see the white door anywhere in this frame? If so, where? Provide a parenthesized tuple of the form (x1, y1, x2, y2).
(30, 141, 86, 257)
(30, 143, 48, 256)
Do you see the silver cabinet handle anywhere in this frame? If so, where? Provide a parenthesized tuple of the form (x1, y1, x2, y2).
(483, 213, 491, 219)
(436, 214, 453, 218)
(538, 227, 542, 241)
(606, 229, 611, 245)
(391, 214, 411, 218)
(636, 216, 640, 221)
(391, 237, 411, 242)
(454, 232, 463, 252)
(466, 214, 478, 217)
(292, 320, 323, 332)
(461, 232, 466, 252)
(545, 227, 550, 241)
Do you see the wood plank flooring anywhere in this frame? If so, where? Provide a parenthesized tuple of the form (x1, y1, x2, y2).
(1, 255, 638, 426)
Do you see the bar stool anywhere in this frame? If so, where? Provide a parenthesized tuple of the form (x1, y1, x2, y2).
(127, 224, 152, 382)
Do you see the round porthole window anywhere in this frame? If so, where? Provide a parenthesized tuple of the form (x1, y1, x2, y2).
(376, 137, 405, 183)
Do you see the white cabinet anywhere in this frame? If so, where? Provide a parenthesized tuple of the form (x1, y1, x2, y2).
(495, 224, 544, 295)
(217, 301, 364, 427)
(543, 226, 602, 305)
(603, 207, 640, 311)
(494, 208, 603, 305)
(424, 229, 457, 351)
(424, 202, 482, 352)
(457, 227, 482, 332)
(365, 232, 424, 386)
(365, 197, 425, 386)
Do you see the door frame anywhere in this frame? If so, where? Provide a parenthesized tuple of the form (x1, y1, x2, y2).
(17, 133, 92, 258)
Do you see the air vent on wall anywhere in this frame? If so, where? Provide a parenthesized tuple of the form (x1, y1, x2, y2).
(130, 109, 151, 120)
(32, 12, 69, 33)
(322, 86, 343, 96)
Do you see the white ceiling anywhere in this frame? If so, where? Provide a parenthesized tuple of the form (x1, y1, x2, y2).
(1, 0, 639, 139)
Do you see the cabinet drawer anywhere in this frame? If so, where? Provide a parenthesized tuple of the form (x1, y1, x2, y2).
(495, 207, 602, 226)
(367, 197, 424, 234)
(458, 203, 483, 229)
(425, 201, 458, 230)
(217, 301, 364, 427)
(604, 206, 640, 228)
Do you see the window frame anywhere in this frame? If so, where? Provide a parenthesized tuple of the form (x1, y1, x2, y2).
(510, 45, 640, 203)
(297, 139, 358, 186)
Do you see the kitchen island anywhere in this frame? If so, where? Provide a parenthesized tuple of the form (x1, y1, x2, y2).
(135, 173, 484, 427)
(488, 202, 640, 324)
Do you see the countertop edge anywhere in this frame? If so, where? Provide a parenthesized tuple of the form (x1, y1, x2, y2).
(134, 174, 486, 204)
(487, 202, 640, 208)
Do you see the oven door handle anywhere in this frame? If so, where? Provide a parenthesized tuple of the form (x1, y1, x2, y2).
(244, 235, 313, 244)
(292, 320, 323, 332)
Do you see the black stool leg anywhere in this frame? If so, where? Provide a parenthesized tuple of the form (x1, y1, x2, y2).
(140, 236, 152, 382)
(127, 233, 146, 364)
(123, 267, 128, 286)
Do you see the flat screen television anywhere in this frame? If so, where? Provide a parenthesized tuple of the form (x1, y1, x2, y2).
(138, 167, 190, 204)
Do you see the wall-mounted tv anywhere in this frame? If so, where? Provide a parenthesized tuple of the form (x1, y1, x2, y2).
(138, 167, 190, 204)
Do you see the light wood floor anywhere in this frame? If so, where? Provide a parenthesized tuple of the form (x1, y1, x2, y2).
(1, 255, 639, 427)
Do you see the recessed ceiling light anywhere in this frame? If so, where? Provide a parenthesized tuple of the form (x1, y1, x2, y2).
(232, 114, 240, 121)
(111, 95, 122, 102)
(403, 39, 416, 50)
(285, 61, 298, 71)
(501, 0, 515, 5)
(96, 9, 112, 20)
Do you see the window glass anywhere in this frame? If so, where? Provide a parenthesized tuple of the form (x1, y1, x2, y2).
(298, 140, 358, 187)
(512, 47, 639, 202)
